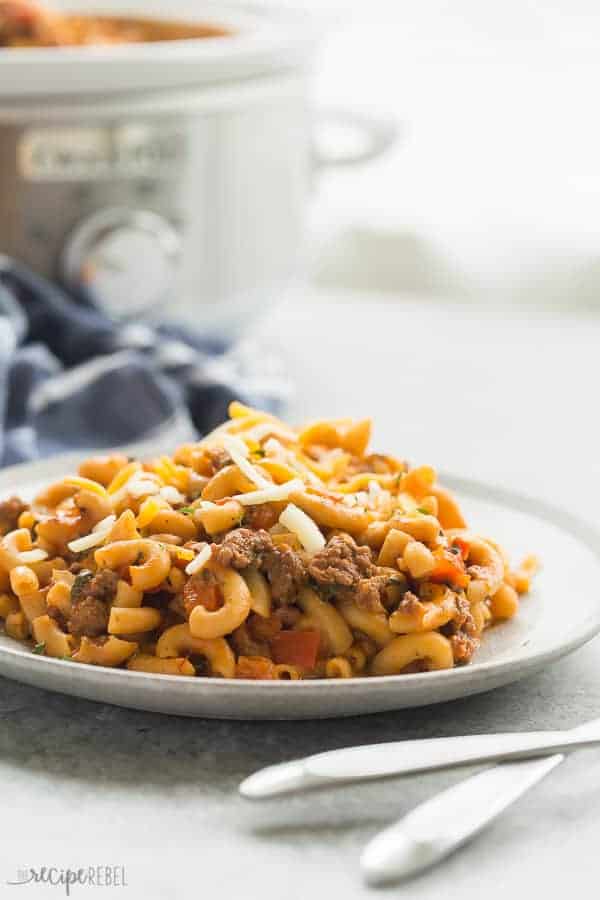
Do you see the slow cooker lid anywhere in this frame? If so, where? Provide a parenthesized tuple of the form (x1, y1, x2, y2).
(0, 1, 320, 97)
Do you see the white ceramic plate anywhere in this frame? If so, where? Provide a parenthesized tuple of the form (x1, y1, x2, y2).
(0, 456, 598, 719)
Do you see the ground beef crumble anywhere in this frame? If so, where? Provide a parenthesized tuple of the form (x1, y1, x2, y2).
(0, 496, 27, 535)
(168, 592, 187, 621)
(230, 622, 269, 658)
(354, 575, 394, 613)
(307, 535, 393, 610)
(273, 605, 302, 628)
(308, 534, 375, 588)
(47, 605, 67, 630)
(212, 527, 306, 602)
(67, 569, 118, 637)
(453, 594, 478, 636)
(440, 593, 480, 664)
(449, 631, 480, 664)
(213, 528, 273, 570)
(397, 590, 422, 616)
(261, 544, 305, 602)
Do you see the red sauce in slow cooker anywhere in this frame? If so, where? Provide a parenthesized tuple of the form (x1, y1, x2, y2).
(0, 1, 231, 47)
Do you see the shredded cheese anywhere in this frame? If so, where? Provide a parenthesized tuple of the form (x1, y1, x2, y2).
(185, 543, 212, 576)
(159, 486, 185, 505)
(197, 419, 234, 447)
(110, 472, 161, 507)
(365, 480, 392, 514)
(221, 434, 271, 490)
(17, 549, 48, 564)
(92, 514, 116, 533)
(368, 480, 383, 498)
(263, 437, 285, 458)
(278, 504, 325, 555)
(67, 527, 113, 553)
(221, 433, 250, 459)
(127, 477, 162, 499)
(230, 478, 305, 507)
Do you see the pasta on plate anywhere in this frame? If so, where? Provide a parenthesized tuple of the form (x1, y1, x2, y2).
(0, 403, 538, 680)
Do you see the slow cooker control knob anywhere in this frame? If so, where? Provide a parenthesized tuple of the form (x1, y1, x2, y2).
(61, 208, 181, 319)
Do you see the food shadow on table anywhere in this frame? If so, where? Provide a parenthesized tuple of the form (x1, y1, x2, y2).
(0, 640, 598, 842)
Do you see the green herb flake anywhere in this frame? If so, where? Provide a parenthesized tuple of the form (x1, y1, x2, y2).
(179, 507, 196, 516)
(32, 642, 46, 655)
(252, 448, 266, 459)
(416, 507, 429, 515)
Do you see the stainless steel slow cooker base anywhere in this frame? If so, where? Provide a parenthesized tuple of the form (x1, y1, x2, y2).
(0, 1, 317, 339)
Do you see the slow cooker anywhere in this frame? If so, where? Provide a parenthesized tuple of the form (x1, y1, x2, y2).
(0, 1, 396, 339)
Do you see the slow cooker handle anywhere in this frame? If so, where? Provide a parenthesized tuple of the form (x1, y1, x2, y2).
(313, 109, 399, 169)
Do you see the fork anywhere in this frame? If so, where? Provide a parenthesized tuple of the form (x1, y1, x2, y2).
(360, 753, 564, 884)
(239, 717, 600, 799)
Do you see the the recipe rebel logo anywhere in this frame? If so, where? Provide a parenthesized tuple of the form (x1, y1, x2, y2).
(6, 866, 128, 895)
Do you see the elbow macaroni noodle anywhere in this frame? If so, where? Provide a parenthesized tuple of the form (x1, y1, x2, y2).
(0, 405, 537, 680)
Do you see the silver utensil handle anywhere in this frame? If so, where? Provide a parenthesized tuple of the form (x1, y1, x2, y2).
(361, 754, 564, 885)
(239, 719, 600, 799)
(304, 727, 598, 781)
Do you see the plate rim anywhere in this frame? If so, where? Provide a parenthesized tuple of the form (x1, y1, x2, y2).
(0, 457, 598, 700)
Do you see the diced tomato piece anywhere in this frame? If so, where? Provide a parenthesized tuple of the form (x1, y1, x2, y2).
(271, 629, 320, 669)
(450, 537, 470, 560)
(183, 578, 223, 615)
(429, 547, 470, 589)
(236, 656, 276, 680)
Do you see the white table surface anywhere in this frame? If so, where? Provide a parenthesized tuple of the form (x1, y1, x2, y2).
(2, 291, 599, 898)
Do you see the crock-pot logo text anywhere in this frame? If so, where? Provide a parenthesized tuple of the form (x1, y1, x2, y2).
(18, 124, 186, 181)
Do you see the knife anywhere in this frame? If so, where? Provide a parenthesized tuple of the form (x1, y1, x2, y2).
(361, 753, 564, 884)
(239, 718, 598, 799)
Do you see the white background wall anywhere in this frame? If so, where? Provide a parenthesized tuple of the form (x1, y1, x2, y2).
(285, 0, 600, 307)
